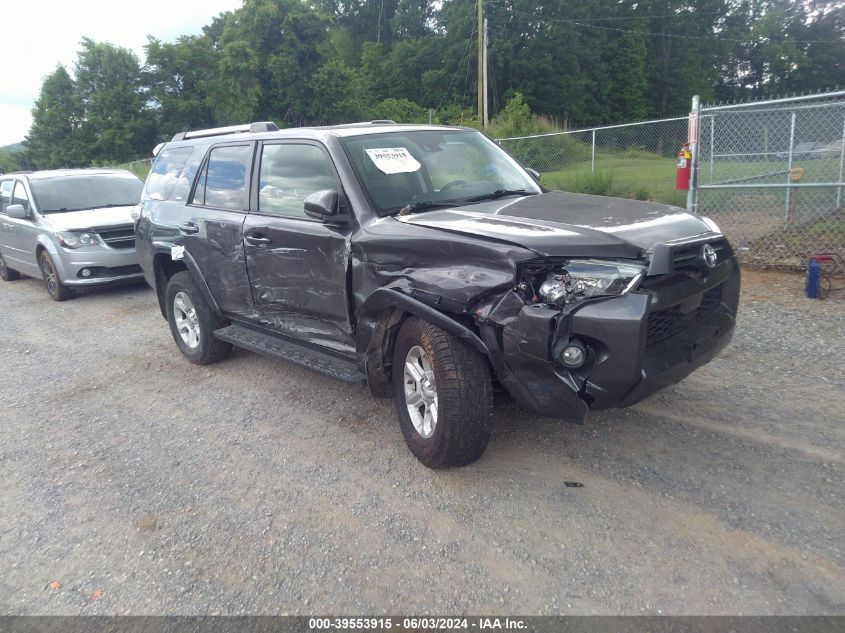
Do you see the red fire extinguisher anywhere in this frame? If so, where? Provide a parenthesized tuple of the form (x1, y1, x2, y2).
(676, 143, 692, 191)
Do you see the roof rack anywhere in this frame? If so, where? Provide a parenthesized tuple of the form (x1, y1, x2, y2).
(170, 121, 279, 142)
(320, 120, 398, 129)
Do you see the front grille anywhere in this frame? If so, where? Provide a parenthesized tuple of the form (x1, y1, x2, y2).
(646, 285, 722, 347)
(97, 226, 136, 249)
(671, 238, 729, 272)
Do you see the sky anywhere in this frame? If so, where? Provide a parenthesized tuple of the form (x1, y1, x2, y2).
(0, 0, 244, 147)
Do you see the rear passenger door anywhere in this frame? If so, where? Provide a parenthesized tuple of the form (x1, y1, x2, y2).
(184, 143, 255, 317)
(242, 140, 354, 352)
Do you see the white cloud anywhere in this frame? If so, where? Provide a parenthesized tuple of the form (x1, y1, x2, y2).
(0, 0, 243, 146)
(0, 104, 34, 146)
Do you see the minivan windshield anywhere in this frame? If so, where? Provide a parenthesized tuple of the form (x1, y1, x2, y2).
(31, 173, 144, 213)
(340, 129, 540, 215)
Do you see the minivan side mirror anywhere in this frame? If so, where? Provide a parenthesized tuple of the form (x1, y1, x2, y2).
(304, 189, 347, 225)
(5, 204, 28, 219)
(524, 168, 541, 183)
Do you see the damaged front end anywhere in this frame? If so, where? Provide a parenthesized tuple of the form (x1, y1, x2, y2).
(475, 239, 741, 422)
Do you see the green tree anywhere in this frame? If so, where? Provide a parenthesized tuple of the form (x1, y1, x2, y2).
(369, 98, 428, 122)
(145, 35, 218, 138)
(25, 66, 87, 168)
(309, 59, 368, 123)
(213, 0, 333, 125)
(74, 38, 154, 162)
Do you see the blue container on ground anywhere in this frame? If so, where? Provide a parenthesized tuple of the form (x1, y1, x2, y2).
(805, 258, 821, 299)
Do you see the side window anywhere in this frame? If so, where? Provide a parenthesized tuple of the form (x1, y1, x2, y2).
(146, 147, 194, 201)
(191, 145, 252, 211)
(12, 182, 31, 215)
(258, 144, 338, 218)
(0, 180, 13, 214)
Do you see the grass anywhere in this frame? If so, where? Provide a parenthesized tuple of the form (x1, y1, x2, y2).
(541, 154, 688, 208)
(540, 153, 843, 210)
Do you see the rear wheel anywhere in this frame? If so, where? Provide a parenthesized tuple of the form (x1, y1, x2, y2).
(0, 253, 20, 281)
(392, 317, 493, 468)
(39, 251, 72, 301)
(165, 271, 232, 365)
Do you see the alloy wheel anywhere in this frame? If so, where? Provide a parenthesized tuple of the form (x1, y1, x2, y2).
(403, 345, 438, 438)
(173, 292, 201, 349)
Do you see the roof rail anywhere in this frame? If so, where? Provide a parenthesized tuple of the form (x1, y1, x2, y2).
(171, 121, 279, 142)
(319, 120, 399, 129)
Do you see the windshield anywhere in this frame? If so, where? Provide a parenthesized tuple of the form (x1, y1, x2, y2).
(340, 129, 540, 214)
(31, 173, 144, 213)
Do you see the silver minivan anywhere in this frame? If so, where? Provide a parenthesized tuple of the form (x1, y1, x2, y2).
(0, 169, 144, 301)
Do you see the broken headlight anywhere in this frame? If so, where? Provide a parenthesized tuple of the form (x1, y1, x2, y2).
(538, 260, 645, 306)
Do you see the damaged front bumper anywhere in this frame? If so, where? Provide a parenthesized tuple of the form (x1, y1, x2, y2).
(480, 257, 741, 421)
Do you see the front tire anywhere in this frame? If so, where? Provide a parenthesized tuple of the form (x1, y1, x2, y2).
(165, 271, 232, 365)
(392, 317, 493, 468)
(0, 252, 20, 281)
(39, 251, 72, 301)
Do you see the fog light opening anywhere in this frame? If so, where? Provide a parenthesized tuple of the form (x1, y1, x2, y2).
(561, 342, 587, 368)
(80, 268, 92, 278)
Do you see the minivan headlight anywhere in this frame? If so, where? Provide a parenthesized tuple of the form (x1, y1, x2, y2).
(56, 231, 100, 248)
(538, 260, 645, 306)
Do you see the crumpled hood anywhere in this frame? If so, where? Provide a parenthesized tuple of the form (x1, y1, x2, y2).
(44, 206, 136, 231)
(396, 191, 712, 258)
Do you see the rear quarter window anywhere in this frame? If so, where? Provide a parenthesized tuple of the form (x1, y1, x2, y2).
(145, 147, 195, 201)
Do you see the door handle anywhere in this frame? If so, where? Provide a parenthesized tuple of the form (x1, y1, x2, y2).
(245, 233, 272, 246)
(179, 221, 199, 235)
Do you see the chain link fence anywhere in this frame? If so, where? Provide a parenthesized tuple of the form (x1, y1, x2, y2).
(117, 158, 154, 179)
(496, 91, 845, 269)
(694, 92, 845, 268)
(496, 117, 689, 208)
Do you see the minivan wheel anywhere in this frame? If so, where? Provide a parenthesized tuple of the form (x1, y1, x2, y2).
(165, 271, 232, 365)
(392, 317, 493, 468)
(0, 253, 20, 281)
(39, 251, 72, 301)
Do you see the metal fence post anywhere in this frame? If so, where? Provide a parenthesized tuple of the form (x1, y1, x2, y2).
(591, 129, 596, 176)
(838, 113, 845, 209)
(709, 115, 715, 179)
(784, 111, 797, 223)
(686, 95, 700, 212)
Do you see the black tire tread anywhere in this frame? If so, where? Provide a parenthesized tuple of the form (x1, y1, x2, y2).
(39, 251, 73, 301)
(393, 317, 493, 468)
(165, 271, 232, 365)
(0, 253, 20, 281)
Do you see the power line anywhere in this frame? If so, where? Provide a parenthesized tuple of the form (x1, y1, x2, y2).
(434, 19, 476, 113)
(480, 1, 727, 23)
(483, 10, 845, 45)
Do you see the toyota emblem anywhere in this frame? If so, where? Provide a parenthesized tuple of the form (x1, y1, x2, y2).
(700, 244, 718, 269)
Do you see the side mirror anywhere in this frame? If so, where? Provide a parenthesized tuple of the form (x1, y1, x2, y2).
(304, 189, 347, 225)
(524, 168, 541, 183)
(5, 204, 28, 219)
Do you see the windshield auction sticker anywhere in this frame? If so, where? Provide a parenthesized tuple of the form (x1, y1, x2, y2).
(365, 147, 422, 174)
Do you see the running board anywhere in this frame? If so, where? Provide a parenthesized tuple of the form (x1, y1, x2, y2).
(213, 324, 366, 384)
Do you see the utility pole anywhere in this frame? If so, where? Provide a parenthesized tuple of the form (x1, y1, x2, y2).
(477, 0, 484, 126)
(483, 17, 489, 128)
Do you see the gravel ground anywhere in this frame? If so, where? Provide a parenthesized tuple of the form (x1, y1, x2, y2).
(0, 269, 843, 615)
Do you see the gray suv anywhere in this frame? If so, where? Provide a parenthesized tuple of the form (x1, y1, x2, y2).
(136, 121, 740, 468)
(0, 169, 145, 300)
